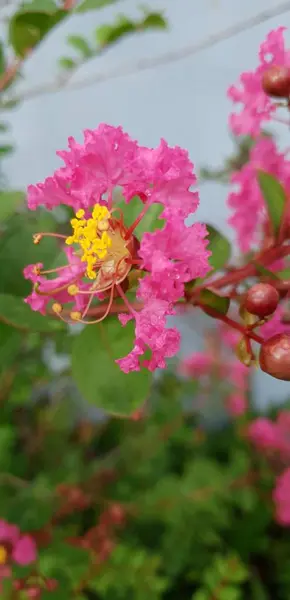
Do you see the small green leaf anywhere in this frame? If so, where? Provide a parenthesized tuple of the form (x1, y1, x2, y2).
(206, 224, 231, 272)
(252, 261, 280, 281)
(72, 318, 152, 416)
(76, 0, 119, 13)
(58, 57, 76, 70)
(67, 35, 93, 57)
(0, 190, 24, 221)
(9, 7, 66, 57)
(199, 289, 230, 317)
(0, 294, 62, 332)
(257, 171, 286, 236)
(95, 16, 135, 46)
(142, 12, 167, 30)
(0, 144, 14, 156)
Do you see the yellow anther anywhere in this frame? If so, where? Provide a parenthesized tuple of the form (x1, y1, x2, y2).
(52, 303, 63, 314)
(67, 285, 79, 296)
(65, 203, 112, 276)
(97, 219, 109, 232)
(0, 546, 7, 565)
(33, 265, 41, 275)
(33, 234, 42, 245)
(70, 311, 82, 321)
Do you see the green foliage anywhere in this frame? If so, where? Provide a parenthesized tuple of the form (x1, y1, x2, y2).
(199, 289, 230, 316)
(9, 3, 67, 57)
(0, 294, 62, 332)
(206, 224, 231, 272)
(95, 11, 167, 47)
(76, 0, 120, 13)
(72, 318, 152, 415)
(66, 35, 93, 58)
(257, 171, 286, 237)
(0, 190, 25, 221)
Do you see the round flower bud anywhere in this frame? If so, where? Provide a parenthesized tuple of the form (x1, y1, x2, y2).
(262, 65, 290, 98)
(244, 283, 279, 318)
(259, 333, 290, 381)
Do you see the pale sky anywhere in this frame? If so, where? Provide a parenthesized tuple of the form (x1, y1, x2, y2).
(3, 0, 290, 407)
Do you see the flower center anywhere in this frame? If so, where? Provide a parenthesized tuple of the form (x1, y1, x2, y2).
(65, 204, 113, 280)
(0, 545, 8, 565)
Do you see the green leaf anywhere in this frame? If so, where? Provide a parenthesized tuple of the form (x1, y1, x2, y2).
(0, 294, 62, 332)
(58, 57, 77, 70)
(0, 212, 60, 296)
(116, 195, 164, 240)
(0, 145, 14, 156)
(0, 322, 22, 374)
(257, 171, 286, 236)
(0, 190, 25, 221)
(206, 224, 231, 272)
(9, 6, 66, 57)
(252, 261, 280, 281)
(142, 12, 167, 30)
(67, 34, 93, 57)
(72, 318, 152, 416)
(95, 16, 135, 46)
(199, 289, 230, 317)
(76, 0, 119, 13)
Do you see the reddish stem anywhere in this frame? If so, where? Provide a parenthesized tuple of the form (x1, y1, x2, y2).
(191, 244, 290, 296)
(196, 304, 264, 344)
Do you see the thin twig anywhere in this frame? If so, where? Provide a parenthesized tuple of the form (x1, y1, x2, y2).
(3, 1, 290, 105)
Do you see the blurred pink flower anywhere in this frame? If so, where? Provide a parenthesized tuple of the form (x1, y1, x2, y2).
(273, 467, 290, 525)
(226, 393, 247, 417)
(228, 27, 290, 136)
(247, 417, 280, 451)
(0, 520, 37, 589)
(227, 137, 290, 251)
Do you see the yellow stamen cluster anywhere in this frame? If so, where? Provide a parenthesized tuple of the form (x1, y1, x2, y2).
(65, 205, 112, 279)
(0, 545, 7, 565)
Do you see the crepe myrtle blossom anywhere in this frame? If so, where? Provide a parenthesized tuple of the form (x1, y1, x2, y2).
(0, 520, 37, 589)
(228, 27, 290, 136)
(25, 124, 211, 373)
(227, 137, 290, 252)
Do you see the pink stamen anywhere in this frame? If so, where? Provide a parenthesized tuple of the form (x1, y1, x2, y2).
(78, 285, 115, 324)
(116, 283, 136, 316)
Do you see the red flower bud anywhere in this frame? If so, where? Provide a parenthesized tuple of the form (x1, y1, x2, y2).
(259, 333, 290, 381)
(262, 65, 290, 98)
(244, 283, 279, 318)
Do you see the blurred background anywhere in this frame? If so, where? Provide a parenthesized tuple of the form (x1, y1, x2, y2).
(0, 2, 290, 598)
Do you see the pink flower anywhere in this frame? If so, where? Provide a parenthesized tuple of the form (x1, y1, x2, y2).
(226, 392, 247, 417)
(227, 361, 248, 391)
(0, 520, 37, 589)
(259, 304, 290, 340)
(228, 27, 290, 136)
(25, 125, 211, 373)
(273, 467, 290, 525)
(227, 137, 290, 251)
(247, 417, 280, 451)
(179, 352, 213, 378)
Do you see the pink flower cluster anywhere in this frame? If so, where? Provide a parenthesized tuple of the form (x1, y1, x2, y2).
(25, 125, 211, 373)
(0, 520, 37, 588)
(273, 467, 290, 525)
(228, 27, 290, 136)
(227, 137, 290, 252)
(248, 411, 290, 462)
